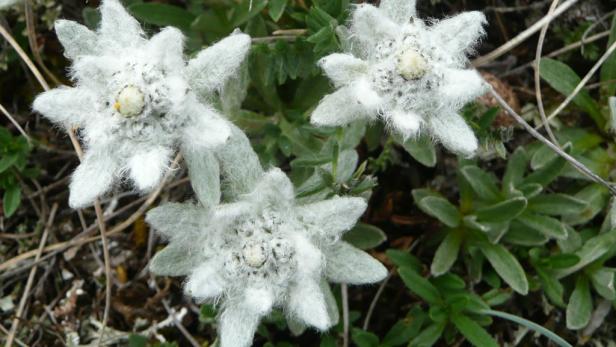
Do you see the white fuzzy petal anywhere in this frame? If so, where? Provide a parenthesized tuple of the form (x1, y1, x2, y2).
(440, 68, 488, 108)
(386, 109, 422, 140)
(219, 303, 262, 347)
(149, 242, 203, 276)
(297, 196, 367, 240)
(70, 55, 119, 88)
(319, 53, 368, 87)
(99, 0, 144, 47)
(185, 260, 225, 301)
(32, 87, 93, 127)
(187, 32, 251, 96)
(215, 124, 265, 200)
(287, 280, 331, 330)
(127, 146, 173, 191)
(427, 111, 478, 157)
(69, 150, 119, 208)
(146, 27, 185, 73)
(183, 148, 221, 207)
(248, 168, 295, 206)
(320, 280, 339, 326)
(350, 4, 399, 46)
(243, 287, 274, 315)
(0, 0, 20, 10)
(431, 12, 487, 58)
(54, 20, 98, 60)
(181, 101, 231, 150)
(311, 85, 373, 127)
(379, 0, 417, 24)
(146, 202, 207, 238)
(325, 242, 387, 284)
(290, 233, 324, 278)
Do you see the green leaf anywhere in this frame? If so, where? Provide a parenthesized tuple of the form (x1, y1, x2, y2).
(480, 242, 529, 295)
(539, 58, 603, 127)
(401, 135, 437, 167)
(600, 14, 616, 96)
(516, 212, 567, 240)
(536, 267, 565, 307)
(451, 314, 499, 347)
(343, 223, 386, 250)
(382, 309, 426, 346)
(503, 147, 528, 193)
(268, 0, 287, 21)
(231, 0, 268, 27)
(351, 328, 380, 347)
(128, 334, 148, 347)
(399, 267, 441, 305)
(482, 309, 572, 347)
(545, 254, 580, 269)
(460, 166, 501, 202)
(528, 194, 586, 216)
(431, 230, 462, 276)
(386, 249, 421, 272)
(476, 197, 527, 223)
(417, 196, 460, 228)
(566, 276, 592, 330)
(3, 185, 21, 218)
(410, 322, 445, 347)
(523, 154, 566, 187)
(0, 154, 18, 173)
(128, 3, 196, 32)
(589, 267, 616, 300)
(563, 184, 609, 226)
(555, 229, 616, 278)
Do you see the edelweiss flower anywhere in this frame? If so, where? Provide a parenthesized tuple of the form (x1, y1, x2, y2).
(147, 169, 387, 347)
(33, 0, 251, 208)
(311, 0, 488, 156)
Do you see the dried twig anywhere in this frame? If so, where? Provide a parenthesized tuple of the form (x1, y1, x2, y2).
(488, 87, 616, 195)
(0, 23, 49, 90)
(538, 39, 616, 129)
(4, 204, 58, 347)
(0, 103, 31, 144)
(473, 0, 580, 67)
(341, 284, 349, 347)
(534, 0, 560, 145)
(0, 154, 182, 274)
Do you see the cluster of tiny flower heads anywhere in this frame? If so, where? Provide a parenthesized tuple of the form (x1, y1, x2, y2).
(312, 0, 489, 157)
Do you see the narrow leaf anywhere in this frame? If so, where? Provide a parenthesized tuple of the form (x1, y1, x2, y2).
(399, 267, 441, 305)
(476, 197, 527, 223)
(451, 314, 499, 347)
(480, 242, 529, 295)
(417, 196, 461, 228)
(566, 276, 592, 330)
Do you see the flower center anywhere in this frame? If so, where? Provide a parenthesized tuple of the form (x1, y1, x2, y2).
(242, 241, 268, 268)
(114, 85, 145, 117)
(397, 49, 428, 80)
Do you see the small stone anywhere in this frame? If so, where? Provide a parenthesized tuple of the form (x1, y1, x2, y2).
(114, 85, 145, 117)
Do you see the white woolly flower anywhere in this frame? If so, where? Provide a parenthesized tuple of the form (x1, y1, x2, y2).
(32, 0, 251, 208)
(311, 0, 489, 156)
(146, 169, 387, 347)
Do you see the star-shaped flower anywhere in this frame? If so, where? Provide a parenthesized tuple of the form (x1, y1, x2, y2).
(147, 168, 387, 347)
(33, 0, 251, 208)
(311, 0, 488, 156)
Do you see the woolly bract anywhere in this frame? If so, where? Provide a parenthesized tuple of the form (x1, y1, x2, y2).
(147, 168, 387, 347)
(311, 0, 488, 157)
(32, 0, 251, 208)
